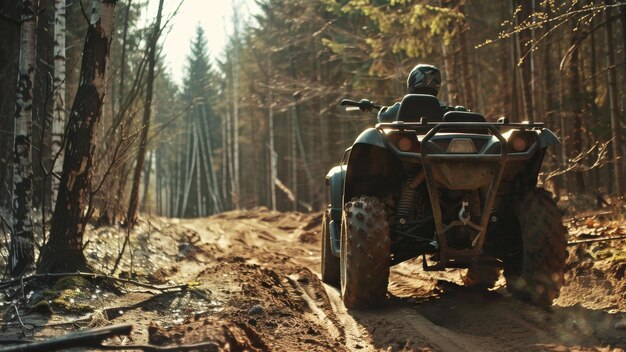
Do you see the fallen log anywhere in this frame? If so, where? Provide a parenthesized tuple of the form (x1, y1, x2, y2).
(0, 323, 132, 352)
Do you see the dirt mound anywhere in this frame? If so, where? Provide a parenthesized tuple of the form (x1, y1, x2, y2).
(152, 260, 344, 351)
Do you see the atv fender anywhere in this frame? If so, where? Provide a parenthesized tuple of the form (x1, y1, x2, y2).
(537, 129, 560, 148)
(326, 166, 346, 256)
(326, 166, 346, 223)
(353, 128, 386, 148)
(344, 138, 404, 211)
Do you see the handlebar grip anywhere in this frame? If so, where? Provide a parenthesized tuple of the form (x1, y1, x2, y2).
(340, 99, 361, 107)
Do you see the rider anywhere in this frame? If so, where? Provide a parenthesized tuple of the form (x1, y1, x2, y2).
(378, 64, 466, 122)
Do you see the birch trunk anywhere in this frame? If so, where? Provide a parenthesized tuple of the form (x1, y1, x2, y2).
(39, 0, 118, 273)
(267, 58, 276, 211)
(51, 0, 66, 208)
(232, 57, 240, 209)
(231, 4, 241, 208)
(291, 108, 298, 211)
(10, 0, 39, 277)
(222, 107, 230, 208)
(181, 124, 197, 216)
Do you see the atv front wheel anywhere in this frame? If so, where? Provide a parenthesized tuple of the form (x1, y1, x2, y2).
(504, 189, 567, 307)
(321, 209, 340, 287)
(340, 196, 390, 309)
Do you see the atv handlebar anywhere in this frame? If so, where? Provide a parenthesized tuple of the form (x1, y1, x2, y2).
(340, 99, 382, 112)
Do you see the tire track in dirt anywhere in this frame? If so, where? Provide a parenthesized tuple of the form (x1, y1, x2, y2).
(173, 209, 626, 351)
(286, 275, 344, 343)
(323, 283, 375, 351)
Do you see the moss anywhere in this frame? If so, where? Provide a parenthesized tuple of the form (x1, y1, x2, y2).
(51, 290, 92, 314)
(29, 300, 53, 316)
(53, 276, 90, 291)
(44, 276, 95, 314)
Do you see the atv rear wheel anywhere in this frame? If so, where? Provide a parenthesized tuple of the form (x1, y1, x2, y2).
(463, 263, 500, 289)
(321, 209, 340, 287)
(340, 196, 390, 309)
(504, 188, 567, 307)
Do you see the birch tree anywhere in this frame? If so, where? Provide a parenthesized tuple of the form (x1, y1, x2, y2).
(231, 2, 241, 208)
(39, 0, 118, 273)
(10, 0, 39, 277)
(51, 0, 66, 207)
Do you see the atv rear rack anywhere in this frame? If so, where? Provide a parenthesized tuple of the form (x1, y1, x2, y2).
(376, 120, 545, 130)
(393, 123, 510, 271)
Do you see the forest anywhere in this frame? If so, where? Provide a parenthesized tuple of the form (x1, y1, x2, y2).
(0, 0, 625, 350)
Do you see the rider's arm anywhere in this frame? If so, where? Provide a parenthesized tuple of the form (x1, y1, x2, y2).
(377, 102, 400, 123)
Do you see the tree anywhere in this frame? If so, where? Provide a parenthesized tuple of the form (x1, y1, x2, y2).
(51, 0, 66, 206)
(10, 0, 39, 277)
(604, 1, 624, 196)
(125, 0, 164, 227)
(38, 0, 118, 273)
(176, 25, 223, 217)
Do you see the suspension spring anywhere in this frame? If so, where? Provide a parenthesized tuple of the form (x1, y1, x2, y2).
(396, 172, 425, 224)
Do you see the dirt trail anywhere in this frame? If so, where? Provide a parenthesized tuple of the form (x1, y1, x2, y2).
(147, 208, 626, 351)
(4, 208, 623, 351)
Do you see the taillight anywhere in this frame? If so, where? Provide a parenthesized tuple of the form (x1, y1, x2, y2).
(505, 131, 536, 153)
(511, 136, 527, 152)
(398, 137, 413, 151)
(388, 132, 420, 153)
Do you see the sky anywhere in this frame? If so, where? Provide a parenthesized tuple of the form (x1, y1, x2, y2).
(145, 0, 260, 85)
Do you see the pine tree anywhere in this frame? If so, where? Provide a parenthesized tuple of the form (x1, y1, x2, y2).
(179, 26, 222, 216)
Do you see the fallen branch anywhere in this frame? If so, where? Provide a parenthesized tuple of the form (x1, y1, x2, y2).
(0, 317, 90, 330)
(99, 341, 220, 351)
(0, 322, 220, 352)
(0, 323, 132, 352)
(0, 272, 191, 292)
(567, 235, 626, 245)
(563, 210, 615, 222)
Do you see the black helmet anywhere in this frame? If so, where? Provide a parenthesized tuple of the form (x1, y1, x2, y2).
(407, 64, 441, 96)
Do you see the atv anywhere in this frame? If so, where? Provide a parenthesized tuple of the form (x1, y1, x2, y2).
(321, 94, 568, 309)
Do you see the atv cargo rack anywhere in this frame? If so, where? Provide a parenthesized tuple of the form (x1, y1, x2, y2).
(375, 120, 547, 270)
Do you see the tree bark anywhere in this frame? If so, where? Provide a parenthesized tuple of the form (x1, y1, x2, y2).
(10, 0, 39, 277)
(51, 0, 66, 208)
(516, 0, 534, 122)
(567, 23, 586, 193)
(231, 4, 241, 208)
(268, 57, 276, 211)
(457, 0, 474, 108)
(605, 2, 624, 196)
(125, 0, 164, 227)
(440, 0, 458, 104)
(39, 0, 118, 273)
